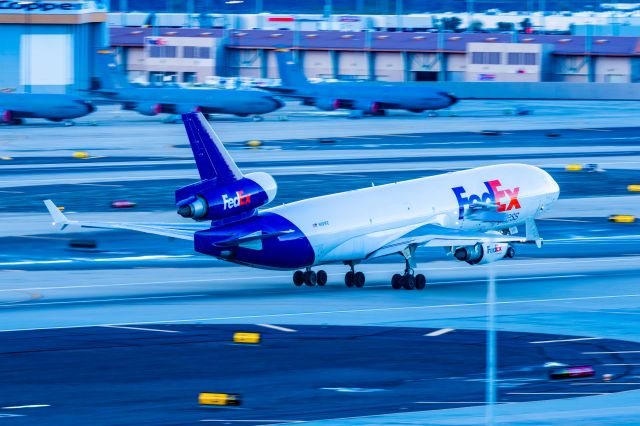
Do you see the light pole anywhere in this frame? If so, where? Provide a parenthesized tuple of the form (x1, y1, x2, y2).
(396, 0, 403, 32)
(486, 258, 497, 426)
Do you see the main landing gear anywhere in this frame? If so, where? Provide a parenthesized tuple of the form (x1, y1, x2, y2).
(344, 262, 365, 288)
(292, 268, 327, 287)
(392, 245, 426, 290)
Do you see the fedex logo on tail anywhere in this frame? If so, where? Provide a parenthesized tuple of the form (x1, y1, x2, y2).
(222, 190, 251, 210)
(452, 179, 521, 220)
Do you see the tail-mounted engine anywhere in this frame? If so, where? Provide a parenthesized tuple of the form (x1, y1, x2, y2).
(451, 242, 513, 265)
(175, 172, 277, 221)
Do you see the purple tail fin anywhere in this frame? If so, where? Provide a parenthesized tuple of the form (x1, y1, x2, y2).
(181, 112, 243, 183)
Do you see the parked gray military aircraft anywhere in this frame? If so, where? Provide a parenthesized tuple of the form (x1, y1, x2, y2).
(92, 51, 284, 120)
(267, 49, 457, 117)
(0, 92, 95, 125)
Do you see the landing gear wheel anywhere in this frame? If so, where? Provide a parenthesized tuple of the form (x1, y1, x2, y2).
(345, 271, 355, 287)
(391, 274, 402, 290)
(402, 274, 416, 290)
(293, 270, 304, 286)
(506, 246, 516, 259)
(304, 270, 317, 286)
(354, 271, 365, 288)
(415, 274, 426, 290)
(317, 270, 328, 286)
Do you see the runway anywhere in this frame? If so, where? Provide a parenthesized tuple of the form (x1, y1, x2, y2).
(1, 325, 639, 426)
(1, 104, 640, 425)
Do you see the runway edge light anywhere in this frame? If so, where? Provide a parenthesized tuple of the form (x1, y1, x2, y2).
(199, 393, 242, 406)
(233, 332, 261, 344)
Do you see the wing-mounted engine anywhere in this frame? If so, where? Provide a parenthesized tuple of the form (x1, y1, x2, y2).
(128, 102, 162, 116)
(450, 242, 514, 265)
(353, 100, 380, 114)
(314, 98, 341, 111)
(1, 109, 13, 123)
(176, 172, 277, 221)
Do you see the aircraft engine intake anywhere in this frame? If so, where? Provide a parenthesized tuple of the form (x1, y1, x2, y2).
(134, 102, 162, 116)
(175, 172, 277, 221)
(353, 101, 380, 114)
(1, 109, 12, 123)
(452, 242, 510, 265)
(315, 98, 341, 111)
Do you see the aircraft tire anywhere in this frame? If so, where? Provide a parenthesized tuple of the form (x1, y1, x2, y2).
(354, 272, 365, 288)
(345, 271, 355, 287)
(317, 270, 328, 286)
(391, 274, 403, 290)
(415, 274, 426, 290)
(506, 247, 516, 259)
(402, 274, 416, 290)
(293, 270, 304, 286)
(304, 270, 317, 286)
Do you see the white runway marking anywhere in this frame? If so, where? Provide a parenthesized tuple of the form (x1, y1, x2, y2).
(414, 401, 486, 404)
(425, 328, 455, 337)
(2, 405, 50, 409)
(4, 291, 640, 333)
(604, 364, 640, 366)
(257, 324, 297, 333)
(507, 392, 609, 396)
(0, 294, 208, 308)
(583, 351, 640, 355)
(572, 382, 640, 386)
(200, 421, 300, 424)
(539, 218, 592, 223)
(100, 325, 180, 333)
(530, 337, 603, 344)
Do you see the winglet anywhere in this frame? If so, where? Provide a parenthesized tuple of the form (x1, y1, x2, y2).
(44, 200, 70, 229)
(526, 217, 543, 248)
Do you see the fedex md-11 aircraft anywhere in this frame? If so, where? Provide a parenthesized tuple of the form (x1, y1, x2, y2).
(45, 113, 560, 290)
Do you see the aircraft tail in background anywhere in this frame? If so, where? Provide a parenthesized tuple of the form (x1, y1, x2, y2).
(274, 49, 310, 87)
(92, 49, 130, 92)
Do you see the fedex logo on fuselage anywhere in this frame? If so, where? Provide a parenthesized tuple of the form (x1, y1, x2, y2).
(452, 179, 521, 220)
(222, 190, 251, 210)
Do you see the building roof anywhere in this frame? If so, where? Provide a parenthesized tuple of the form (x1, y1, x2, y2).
(109, 27, 640, 56)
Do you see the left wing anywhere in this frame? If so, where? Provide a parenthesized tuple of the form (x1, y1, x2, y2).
(44, 200, 207, 241)
(367, 222, 537, 260)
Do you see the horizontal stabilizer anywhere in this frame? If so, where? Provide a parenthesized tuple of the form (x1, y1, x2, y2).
(43, 200, 205, 241)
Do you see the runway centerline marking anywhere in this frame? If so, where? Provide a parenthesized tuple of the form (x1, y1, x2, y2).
(100, 325, 181, 333)
(530, 337, 603, 344)
(583, 351, 640, 354)
(200, 421, 303, 423)
(507, 392, 609, 395)
(425, 328, 455, 337)
(2, 405, 50, 409)
(4, 291, 640, 333)
(257, 324, 297, 333)
(0, 294, 209, 308)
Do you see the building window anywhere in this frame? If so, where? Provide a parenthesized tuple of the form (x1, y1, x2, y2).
(183, 46, 211, 59)
(471, 52, 501, 65)
(183, 72, 197, 83)
(149, 45, 177, 58)
(507, 52, 537, 65)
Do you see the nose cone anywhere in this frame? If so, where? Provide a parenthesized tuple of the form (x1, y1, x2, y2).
(443, 92, 458, 107)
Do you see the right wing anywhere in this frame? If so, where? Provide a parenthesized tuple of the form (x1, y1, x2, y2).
(44, 200, 207, 241)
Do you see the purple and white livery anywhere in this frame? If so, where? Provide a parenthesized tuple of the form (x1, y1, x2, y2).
(45, 112, 560, 290)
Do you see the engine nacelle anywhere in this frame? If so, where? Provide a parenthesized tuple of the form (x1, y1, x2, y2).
(134, 102, 162, 116)
(353, 101, 380, 114)
(315, 98, 341, 111)
(1, 109, 12, 123)
(452, 243, 510, 265)
(175, 172, 277, 221)
(174, 104, 202, 115)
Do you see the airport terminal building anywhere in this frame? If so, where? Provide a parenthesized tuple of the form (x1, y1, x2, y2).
(0, 1, 107, 93)
(108, 14, 640, 85)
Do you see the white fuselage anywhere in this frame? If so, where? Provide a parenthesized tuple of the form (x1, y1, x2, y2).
(267, 164, 560, 266)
